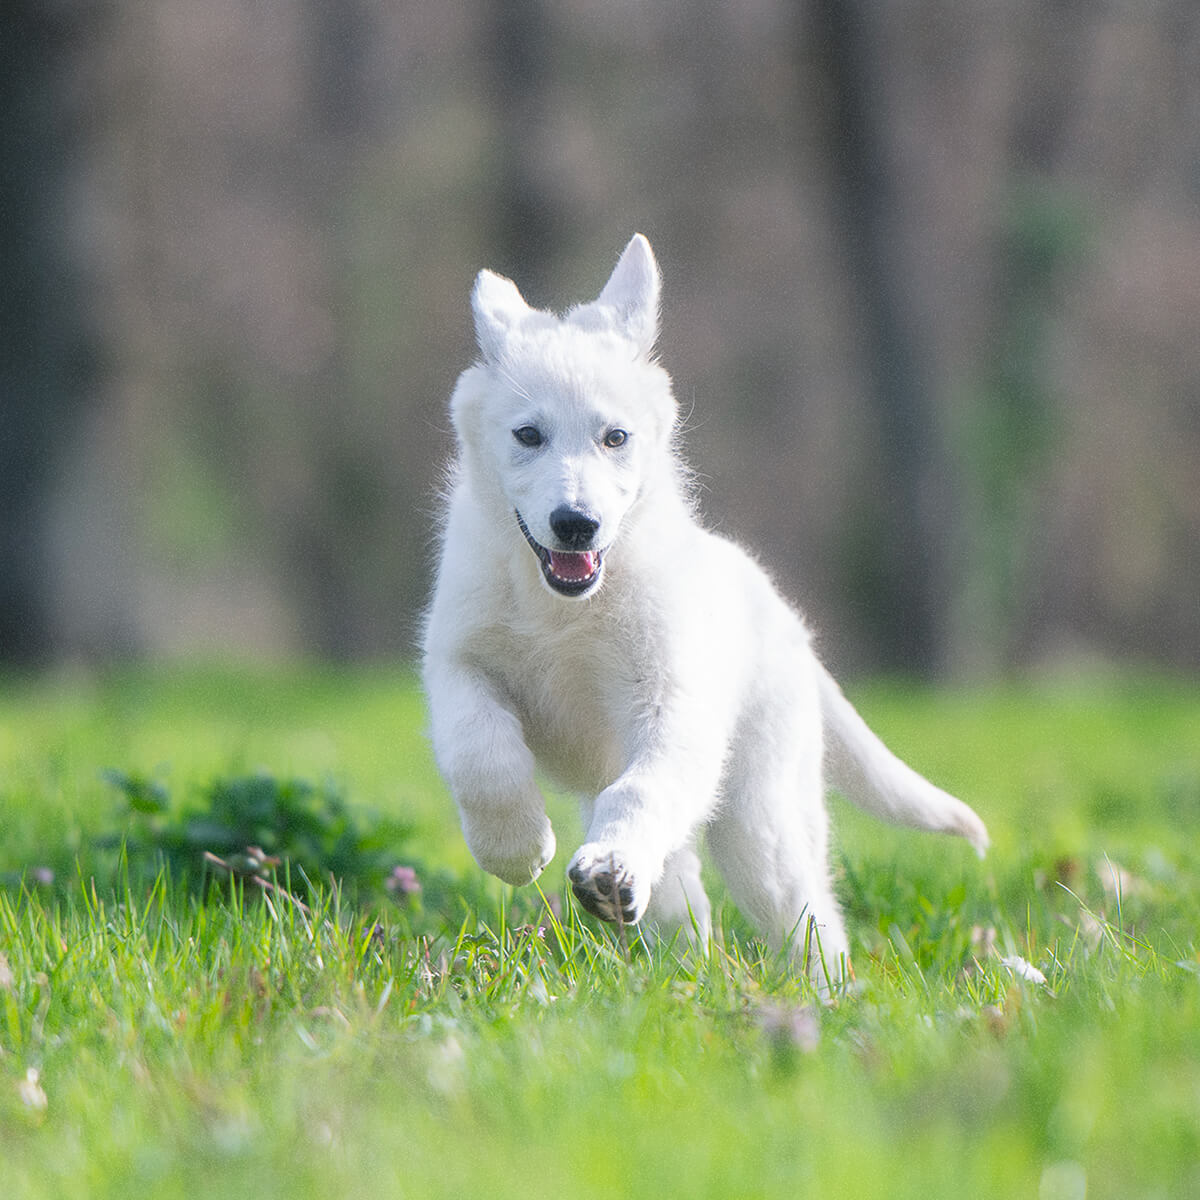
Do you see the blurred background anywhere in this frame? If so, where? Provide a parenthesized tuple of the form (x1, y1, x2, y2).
(4, 0, 1198, 679)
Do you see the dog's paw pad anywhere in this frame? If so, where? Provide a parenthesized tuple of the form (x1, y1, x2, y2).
(567, 848, 646, 925)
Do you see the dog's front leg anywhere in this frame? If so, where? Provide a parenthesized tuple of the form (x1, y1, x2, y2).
(427, 664, 555, 886)
(567, 735, 725, 927)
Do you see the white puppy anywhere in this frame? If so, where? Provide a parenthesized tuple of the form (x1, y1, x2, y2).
(422, 234, 987, 983)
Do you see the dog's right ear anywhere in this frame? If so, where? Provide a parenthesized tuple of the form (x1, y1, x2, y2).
(472, 269, 532, 362)
(592, 233, 661, 357)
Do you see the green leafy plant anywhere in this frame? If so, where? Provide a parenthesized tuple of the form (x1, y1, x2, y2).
(100, 768, 418, 900)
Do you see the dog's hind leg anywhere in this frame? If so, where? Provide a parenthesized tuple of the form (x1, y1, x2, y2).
(642, 844, 711, 950)
(706, 743, 849, 989)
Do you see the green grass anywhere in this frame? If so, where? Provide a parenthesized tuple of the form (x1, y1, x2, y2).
(2, 666, 1199, 1198)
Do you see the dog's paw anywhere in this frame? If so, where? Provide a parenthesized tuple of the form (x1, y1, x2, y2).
(566, 844, 650, 925)
(463, 811, 556, 887)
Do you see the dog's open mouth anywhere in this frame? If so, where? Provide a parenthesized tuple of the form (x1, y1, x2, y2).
(516, 513, 604, 597)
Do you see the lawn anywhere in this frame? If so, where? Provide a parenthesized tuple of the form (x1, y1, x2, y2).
(1, 665, 1198, 1199)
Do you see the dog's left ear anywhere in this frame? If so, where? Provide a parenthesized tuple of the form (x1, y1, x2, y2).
(472, 269, 533, 362)
(592, 233, 661, 357)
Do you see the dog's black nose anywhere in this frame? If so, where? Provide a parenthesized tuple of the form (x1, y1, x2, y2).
(549, 506, 600, 549)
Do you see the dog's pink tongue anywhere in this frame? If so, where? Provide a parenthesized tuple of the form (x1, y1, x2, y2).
(549, 550, 597, 581)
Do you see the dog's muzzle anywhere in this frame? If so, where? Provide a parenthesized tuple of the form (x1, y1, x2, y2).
(516, 511, 605, 597)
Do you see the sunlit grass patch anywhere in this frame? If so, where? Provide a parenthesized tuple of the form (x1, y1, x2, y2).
(0, 666, 1198, 1199)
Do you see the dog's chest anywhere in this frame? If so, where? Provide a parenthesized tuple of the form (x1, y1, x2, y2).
(486, 620, 636, 792)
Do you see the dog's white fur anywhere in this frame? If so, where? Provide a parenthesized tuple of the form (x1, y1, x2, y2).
(422, 234, 987, 983)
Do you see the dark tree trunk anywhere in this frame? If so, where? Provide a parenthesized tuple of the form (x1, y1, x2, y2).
(479, 0, 566, 305)
(282, 0, 372, 660)
(0, 2, 93, 664)
(808, 0, 947, 674)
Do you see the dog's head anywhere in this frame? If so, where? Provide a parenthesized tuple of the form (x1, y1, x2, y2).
(450, 234, 679, 599)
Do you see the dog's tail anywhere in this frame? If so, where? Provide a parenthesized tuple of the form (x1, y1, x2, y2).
(818, 665, 989, 856)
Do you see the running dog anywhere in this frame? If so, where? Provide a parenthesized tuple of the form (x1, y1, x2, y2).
(422, 234, 987, 983)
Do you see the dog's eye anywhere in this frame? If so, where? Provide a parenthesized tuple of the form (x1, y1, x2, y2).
(603, 428, 629, 449)
(513, 425, 544, 448)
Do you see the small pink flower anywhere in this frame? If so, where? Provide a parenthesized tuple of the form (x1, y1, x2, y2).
(386, 865, 422, 897)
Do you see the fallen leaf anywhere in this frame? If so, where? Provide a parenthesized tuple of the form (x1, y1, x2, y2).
(1000, 955, 1048, 986)
(18, 1068, 47, 1112)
